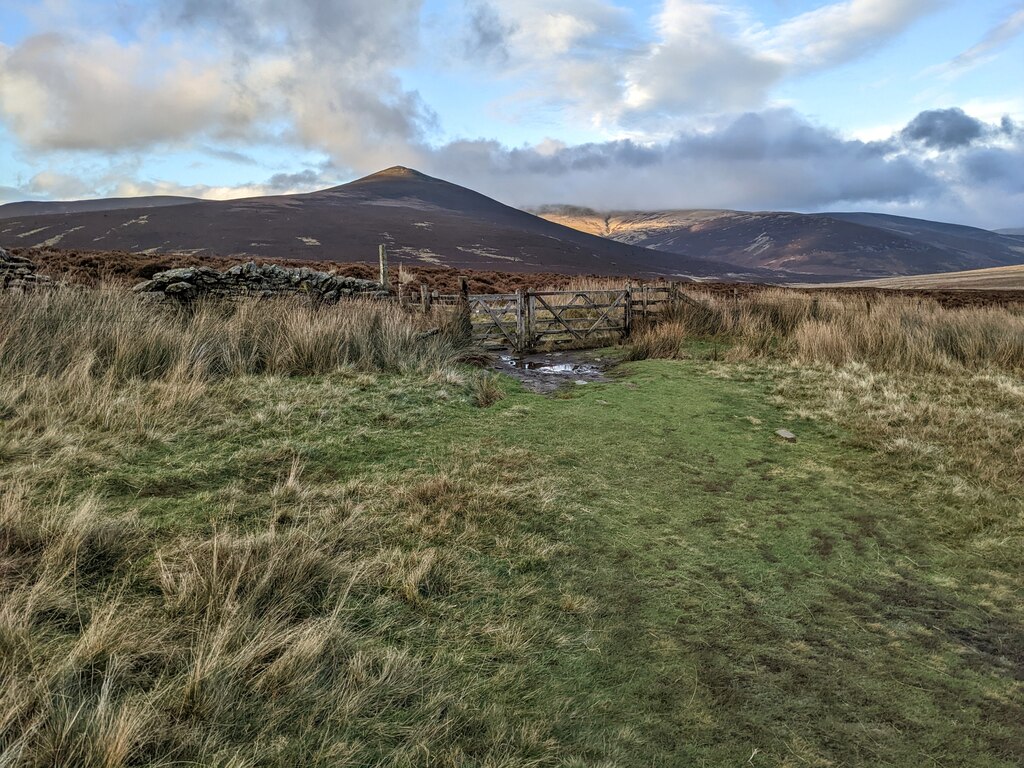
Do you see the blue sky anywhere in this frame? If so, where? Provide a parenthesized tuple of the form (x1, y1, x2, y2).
(1, 0, 1022, 227)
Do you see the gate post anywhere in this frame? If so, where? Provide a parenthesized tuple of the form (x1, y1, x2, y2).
(515, 289, 526, 353)
(526, 289, 536, 353)
(624, 283, 633, 339)
(420, 283, 429, 313)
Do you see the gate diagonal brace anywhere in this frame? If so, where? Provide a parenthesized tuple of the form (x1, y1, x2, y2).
(584, 291, 627, 336)
(533, 294, 584, 339)
(470, 298, 519, 347)
(534, 292, 627, 340)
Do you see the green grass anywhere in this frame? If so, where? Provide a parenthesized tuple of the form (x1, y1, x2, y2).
(3, 353, 1021, 765)
(457, 360, 1022, 766)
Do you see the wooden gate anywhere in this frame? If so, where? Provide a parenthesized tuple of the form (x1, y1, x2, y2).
(427, 282, 684, 352)
(528, 289, 630, 348)
(469, 293, 523, 349)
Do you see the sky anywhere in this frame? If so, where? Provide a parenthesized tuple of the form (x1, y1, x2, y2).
(0, 0, 1022, 228)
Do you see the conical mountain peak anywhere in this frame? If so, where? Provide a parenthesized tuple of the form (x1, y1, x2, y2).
(359, 166, 433, 182)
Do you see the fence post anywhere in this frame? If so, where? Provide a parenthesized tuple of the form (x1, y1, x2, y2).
(457, 276, 471, 339)
(378, 244, 389, 291)
(624, 282, 633, 339)
(420, 283, 429, 313)
(669, 280, 680, 310)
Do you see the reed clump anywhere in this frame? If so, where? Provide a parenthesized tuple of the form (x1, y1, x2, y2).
(0, 287, 467, 382)
(629, 289, 1024, 371)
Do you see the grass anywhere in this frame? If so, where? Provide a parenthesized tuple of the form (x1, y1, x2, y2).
(1, 286, 1022, 765)
(629, 288, 1024, 371)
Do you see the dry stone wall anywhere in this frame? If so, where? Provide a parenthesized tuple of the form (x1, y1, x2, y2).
(133, 262, 388, 302)
(1, 247, 54, 291)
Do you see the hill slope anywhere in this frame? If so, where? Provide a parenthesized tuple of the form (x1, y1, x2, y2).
(0, 196, 199, 219)
(826, 263, 1024, 290)
(0, 169, 747, 279)
(537, 207, 1024, 279)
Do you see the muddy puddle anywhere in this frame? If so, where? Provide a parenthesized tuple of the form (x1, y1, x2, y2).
(490, 351, 612, 394)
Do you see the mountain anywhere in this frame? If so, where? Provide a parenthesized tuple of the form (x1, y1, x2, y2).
(0, 196, 199, 219)
(536, 207, 1024, 279)
(0, 168, 749, 279)
(995, 227, 1024, 236)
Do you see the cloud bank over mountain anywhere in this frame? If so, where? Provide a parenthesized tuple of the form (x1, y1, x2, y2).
(421, 108, 1024, 229)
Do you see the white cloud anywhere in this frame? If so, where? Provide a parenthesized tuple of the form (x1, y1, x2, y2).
(0, 0, 431, 167)
(111, 180, 289, 201)
(926, 5, 1024, 77)
(464, 0, 945, 130)
(621, 1, 783, 117)
(0, 34, 247, 151)
(25, 170, 96, 199)
(766, 0, 946, 72)
(0, 0, 950, 167)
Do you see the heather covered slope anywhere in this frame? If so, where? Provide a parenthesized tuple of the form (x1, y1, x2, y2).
(537, 206, 1024, 279)
(0, 196, 200, 219)
(0, 168, 748, 279)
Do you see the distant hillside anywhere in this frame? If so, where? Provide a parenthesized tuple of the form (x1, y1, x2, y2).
(0, 196, 198, 219)
(536, 207, 1024, 279)
(0, 168, 753, 279)
(825, 264, 1024, 290)
(995, 227, 1024, 236)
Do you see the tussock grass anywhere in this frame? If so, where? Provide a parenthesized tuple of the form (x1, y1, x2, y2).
(0, 287, 467, 382)
(630, 288, 1024, 371)
(0, 452, 566, 766)
(3, 283, 1022, 765)
(0, 286, 571, 765)
(469, 372, 506, 407)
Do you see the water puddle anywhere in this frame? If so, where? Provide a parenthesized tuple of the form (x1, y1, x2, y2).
(491, 351, 611, 394)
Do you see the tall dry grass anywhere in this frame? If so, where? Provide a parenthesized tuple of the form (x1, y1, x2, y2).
(632, 289, 1024, 564)
(0, 287, 467, 382)
(0, 286, 568, 765)
(0, 449, 563, 767)
(630, 289, 1024, 371)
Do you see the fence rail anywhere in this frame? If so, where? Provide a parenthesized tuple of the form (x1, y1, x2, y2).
(410, 280, 693, 352)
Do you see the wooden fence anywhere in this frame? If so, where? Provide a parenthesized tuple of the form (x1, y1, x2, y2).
(408, 280, 691, 352)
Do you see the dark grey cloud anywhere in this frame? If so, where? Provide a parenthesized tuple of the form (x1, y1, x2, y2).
(419, 107, 1024, 229)
(962, 147, 1024, 192)
(901, 108, 985, 150)
(266, 169, 335, 191)
(462, 2, 515, 65)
